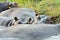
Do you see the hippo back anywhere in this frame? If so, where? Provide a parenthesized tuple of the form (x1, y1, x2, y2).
(0, 2, 9, 12)
(0, 24, 60, 40)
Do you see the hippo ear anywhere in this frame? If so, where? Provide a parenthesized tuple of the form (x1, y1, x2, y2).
(35, 14, 39, 16)
(8, 3, 12, 8)
(9, 3, 12, 6)
(14, 17, 18, 21)
(28, 18, 32, 22)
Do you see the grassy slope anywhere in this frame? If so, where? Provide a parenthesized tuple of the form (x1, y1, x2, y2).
(0, 0, 60, 23)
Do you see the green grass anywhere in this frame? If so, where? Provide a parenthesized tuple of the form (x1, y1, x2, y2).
(9, 0, 60, 16)
(0, 0, 60, 23)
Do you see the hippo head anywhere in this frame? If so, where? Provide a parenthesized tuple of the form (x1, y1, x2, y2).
(26, 18, 34, 24)
(8, 2, 18, 8)
(6, 17, 22, 27)
(35, 14, 53, 24)
(11, 17, 22, 26)
(0, 2, 18, 12)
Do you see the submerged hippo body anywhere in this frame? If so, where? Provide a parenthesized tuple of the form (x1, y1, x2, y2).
(0, 8, 36, 23)
(0, 24, 60, 40)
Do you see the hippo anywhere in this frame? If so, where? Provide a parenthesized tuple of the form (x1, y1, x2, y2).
(34, 14, 59, 24)
(12, 17, 22, 26)
(0, 8, 56, 24)
(0, 8, 36, 24)
(0, 2, 18, 12)
(0, 24, 60, 40)
(33, 14, 50, 24)
(0, 16, 21, 27)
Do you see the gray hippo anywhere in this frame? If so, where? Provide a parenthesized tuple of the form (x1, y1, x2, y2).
(33, 14, 50, 24)
(0, 8, 56, 24)
(0, 8, 36, 24)
(0, 24, 60, 40)
(34, 14, 59, 24)
(0, 16, 21, 27)
(0, 2, 18, 12)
